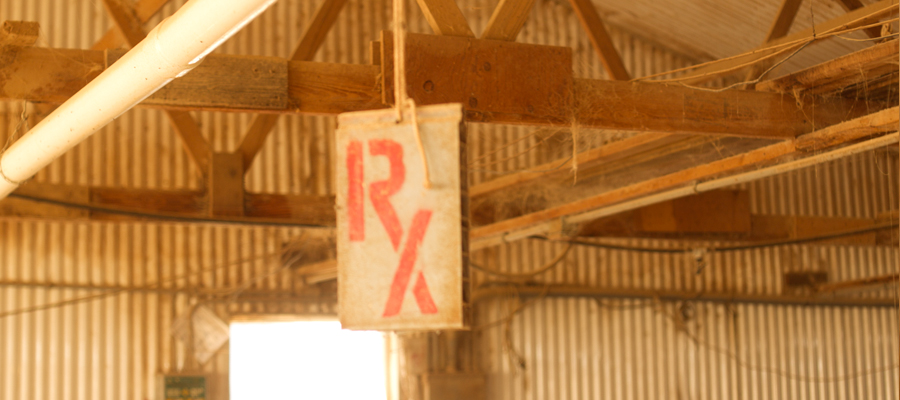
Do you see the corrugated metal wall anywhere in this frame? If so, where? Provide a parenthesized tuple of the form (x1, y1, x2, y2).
(1, 0, 897, 400)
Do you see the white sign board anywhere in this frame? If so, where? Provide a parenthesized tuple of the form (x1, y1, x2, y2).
(336, 104, 468, 330)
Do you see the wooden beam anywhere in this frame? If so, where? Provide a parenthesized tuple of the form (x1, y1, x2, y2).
(0, 21, 39, 47)
(164, 110, 210, 172)
(677, 0, 898, 85)
(470, 132, 680, 198)
(578, 189, 898, 246)
(567, 0, 629, 80)
(757, 39, 899, 95)
(92, 0, 171, 50)
(238, 0, 348, 173)
(0, 44, 867, 138)
(3, 182, 336, 226)
(208, 153, 245, 217)
(470, 106, 900, 245)
(481, 0, 536, 41)
(835, 0, 884, 38)
(100, 0, 147, 47)
(763, 0, 803, 43)
(99, 0, 212, 174)
(413, 0, 475, 37)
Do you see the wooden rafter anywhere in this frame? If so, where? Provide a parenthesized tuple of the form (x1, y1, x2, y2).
(470, 106, 899, 247)
(757, 38, 899, 95)
(677, 0, 898, 85)
(100, 0, 211, 173)
(763, 0, 803, 44)
(237, 0, 348, 173)
(413, 0, 475, 37)
(835, 0, 884, 38)
(481, 0, 536, 41)
(567, 0, 629, 80)
(3, 182, 335, 226)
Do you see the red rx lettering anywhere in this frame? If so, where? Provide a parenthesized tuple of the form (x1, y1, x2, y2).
(382, 209, 438, 317)
(368, 140, 405, 251)
(346, 141, 364, 241)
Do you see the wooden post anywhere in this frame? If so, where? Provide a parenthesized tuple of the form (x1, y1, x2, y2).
(208, 153, 244, 217)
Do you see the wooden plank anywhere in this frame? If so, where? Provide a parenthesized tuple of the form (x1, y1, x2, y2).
(92, 0, 171, 50)
(567, 0, 630, 80)
(835, 0, 884, 38)
(470, 106, 899, 244)
(245, 193, 336, 227)
(757, 39, 899, 94)
(106, 50, 289, 111)
(413, 0, 475, 37)
(238, 0, 348, 172)
(481, 0, 536, 41)
(208, 153, 245, 217)
(677, 0, 898, 84)
(288, 61, 384, 114)
(2, 44, 867, 138)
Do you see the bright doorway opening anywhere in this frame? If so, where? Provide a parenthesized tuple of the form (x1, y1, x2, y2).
(230, 320, 388, 400)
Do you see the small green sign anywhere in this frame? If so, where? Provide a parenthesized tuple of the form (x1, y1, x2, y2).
(163, 376, 206, 400)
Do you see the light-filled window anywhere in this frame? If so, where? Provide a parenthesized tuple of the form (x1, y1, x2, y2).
(230, 320, 387, 400)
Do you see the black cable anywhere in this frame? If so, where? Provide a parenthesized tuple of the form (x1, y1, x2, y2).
(8, 192, 331, 229)
(529, 220, 899, 254)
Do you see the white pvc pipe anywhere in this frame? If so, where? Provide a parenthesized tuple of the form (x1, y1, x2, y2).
(0, 0, 277, 198)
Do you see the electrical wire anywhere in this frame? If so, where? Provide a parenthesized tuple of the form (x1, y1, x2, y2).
(469, 243, 573, 278)
(0, 251, 282, 319)
(527, 219, 899, 254)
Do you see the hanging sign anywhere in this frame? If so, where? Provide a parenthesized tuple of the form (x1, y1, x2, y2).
(336, 103, 469, 330)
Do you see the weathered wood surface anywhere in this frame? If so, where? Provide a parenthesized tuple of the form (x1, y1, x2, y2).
(578, 189, 898, 246)
(106, 50, 289, 111)
(208, 153, 245, 217)
(2, 39, 867, 138)
(757, 39, 899, 95)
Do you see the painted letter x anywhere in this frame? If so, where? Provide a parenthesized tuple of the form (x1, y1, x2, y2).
(367, 139, 438, 317)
